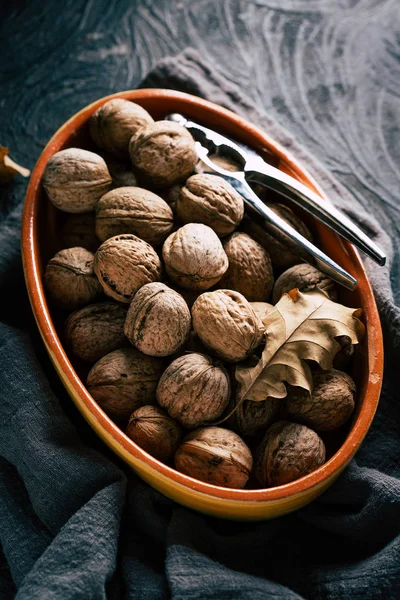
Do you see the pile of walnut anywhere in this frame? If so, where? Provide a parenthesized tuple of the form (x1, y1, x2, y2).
(43, 98, 357, 490)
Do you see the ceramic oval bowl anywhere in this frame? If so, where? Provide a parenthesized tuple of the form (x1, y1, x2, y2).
(22, 89, 383, 520)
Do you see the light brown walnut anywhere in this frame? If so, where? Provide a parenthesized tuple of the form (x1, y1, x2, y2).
(129, 121, 197, 188)
(156, 353, 230, 429)
(175, 427, 253, 489)
(42, 148, 112, 213)
(162, 223, 228, 290)
(126, 405, 183, 463)
(94, 234, 162, 303)
(65, 301, 128, 363)
(95, 186, 173, 245)
(176, 174, 244, 237)
(272, 263, 338, 304)
(87, 348, 164, 423)
(219, 232, 274, 302)
(191, 290, 263, 362)
(255, 421, 326, 487)
(89, 99, 154, 157)
(44, 247, 102, 311)
(124, 283, 191, 357)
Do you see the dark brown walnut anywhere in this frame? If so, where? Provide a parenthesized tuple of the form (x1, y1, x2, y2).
(42, 148, 112, 213)
(191, 290, 263, 362)
(174, 427, 253, 489)
(126, 405, 183, 463)
(285, 369, 356, 431)
(156, 353, 230, 429)
(65, 301, 128, 363)
(89, 99, 154, 157)
(333, 336, 355, 370)
(272, 263, 338, 304)
(87, 348, 164, 423)
(61, 213, 99, 253)
(129, 120, 197, 188)
(44, 247, 102, 311)
(176, 174, 244, 237)
(124, 283, 191, 357)
(162, 223, 228, 290)
(219, 233, 274, 302)
(165, 184, 181, 206)
(242, 204, 313, 272)
(95, 186, 174, 245)
(94, 234, 162, 303)
(230, 395, 281, 437)
(255, 421, 326, 487)
(106, 157, 138, 188)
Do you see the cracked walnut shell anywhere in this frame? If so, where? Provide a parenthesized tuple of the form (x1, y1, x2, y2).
(129, 120, 197, 188)
(156, 353, 230, 429)
(176, 174, 244, 237)
(94, 234, 162, 303)
(126, 405, 183, 463)
(124, 283, 191, 357)
(191, 290, 263, 362)
(95, 186, 173, 245)
(42, 148, 112, 213)
(162, 223, 228, 290)
(174, 427, 253, 489)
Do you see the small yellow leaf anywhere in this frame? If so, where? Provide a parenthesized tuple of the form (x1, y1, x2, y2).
(235, 289, 365, 402)
(0, 146, 30, 182)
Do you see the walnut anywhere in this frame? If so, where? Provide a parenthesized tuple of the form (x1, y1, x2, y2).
(230, 396, 281, 437)
(94, 234, 162, 303)
(174, 427, 253, 489)
(285, 369, 356, 431)
(129, 120, 197, 188)
(272, 263, 338, 304)
(333, 336, 355, 370)
(61, 213, 99, 253)
(124, 283, 191, 357)
(65, 301, 127, 363)
(126, 405, 183, 463)
(242, 204, 313, 272)
(42, 148, 112, 213)
(219, 233, 274, 302)
(191, 290, 263, 362)
(255, 421, 326, 487)
(166, 184, 182, 205)
(89, 99, 154, 157)
(105, 157, 138, 188)
(95, 186, 174, 245)
(162, 223, 228, 290)
(176, 174, 244, 237)
(156, 353, 230, 429)
(44, 247, 102, 310)
(87, 348, 164, 423)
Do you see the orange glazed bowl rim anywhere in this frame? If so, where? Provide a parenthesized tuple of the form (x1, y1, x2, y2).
(21, 88, 384, 504)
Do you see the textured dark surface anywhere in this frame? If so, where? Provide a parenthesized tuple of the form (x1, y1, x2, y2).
(1, 1, 400, 599)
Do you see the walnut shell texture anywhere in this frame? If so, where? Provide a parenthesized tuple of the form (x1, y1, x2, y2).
(175, 427, 253, 489)
(285, 369, 356, 431)
(156, 353, 231, 429)
(106, 157, 138, 188)
(272, 263, 338, 304)
(129, 120, 197, 188)
(65, 301, 128, 363)
(231, 396, 281, 437)
(126, 405, 183, 463)
(242, 204, 313, 272)
(95, 186, 173, 245)
(42, 148, 112, 213)
(44, 247, 102, 311)
(192, 290, 263, 362)
(219, 232, 274, 302)
(162, 223, 228, 290)
(124, 283, 191, 357)
(176, 174, 244, 237)
(61, 212, 99, 253)
(89, 99, 154, 157)
(87, 348, 164, 423)
(94, 234, 162, 303)
(255, 421, 326, 487)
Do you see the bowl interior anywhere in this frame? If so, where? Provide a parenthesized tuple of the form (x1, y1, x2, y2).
(22, 89, 383, 502)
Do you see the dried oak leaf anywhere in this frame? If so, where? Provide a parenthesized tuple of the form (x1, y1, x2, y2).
(235, 289, 364, 402)
(0, 147, 30, 182)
